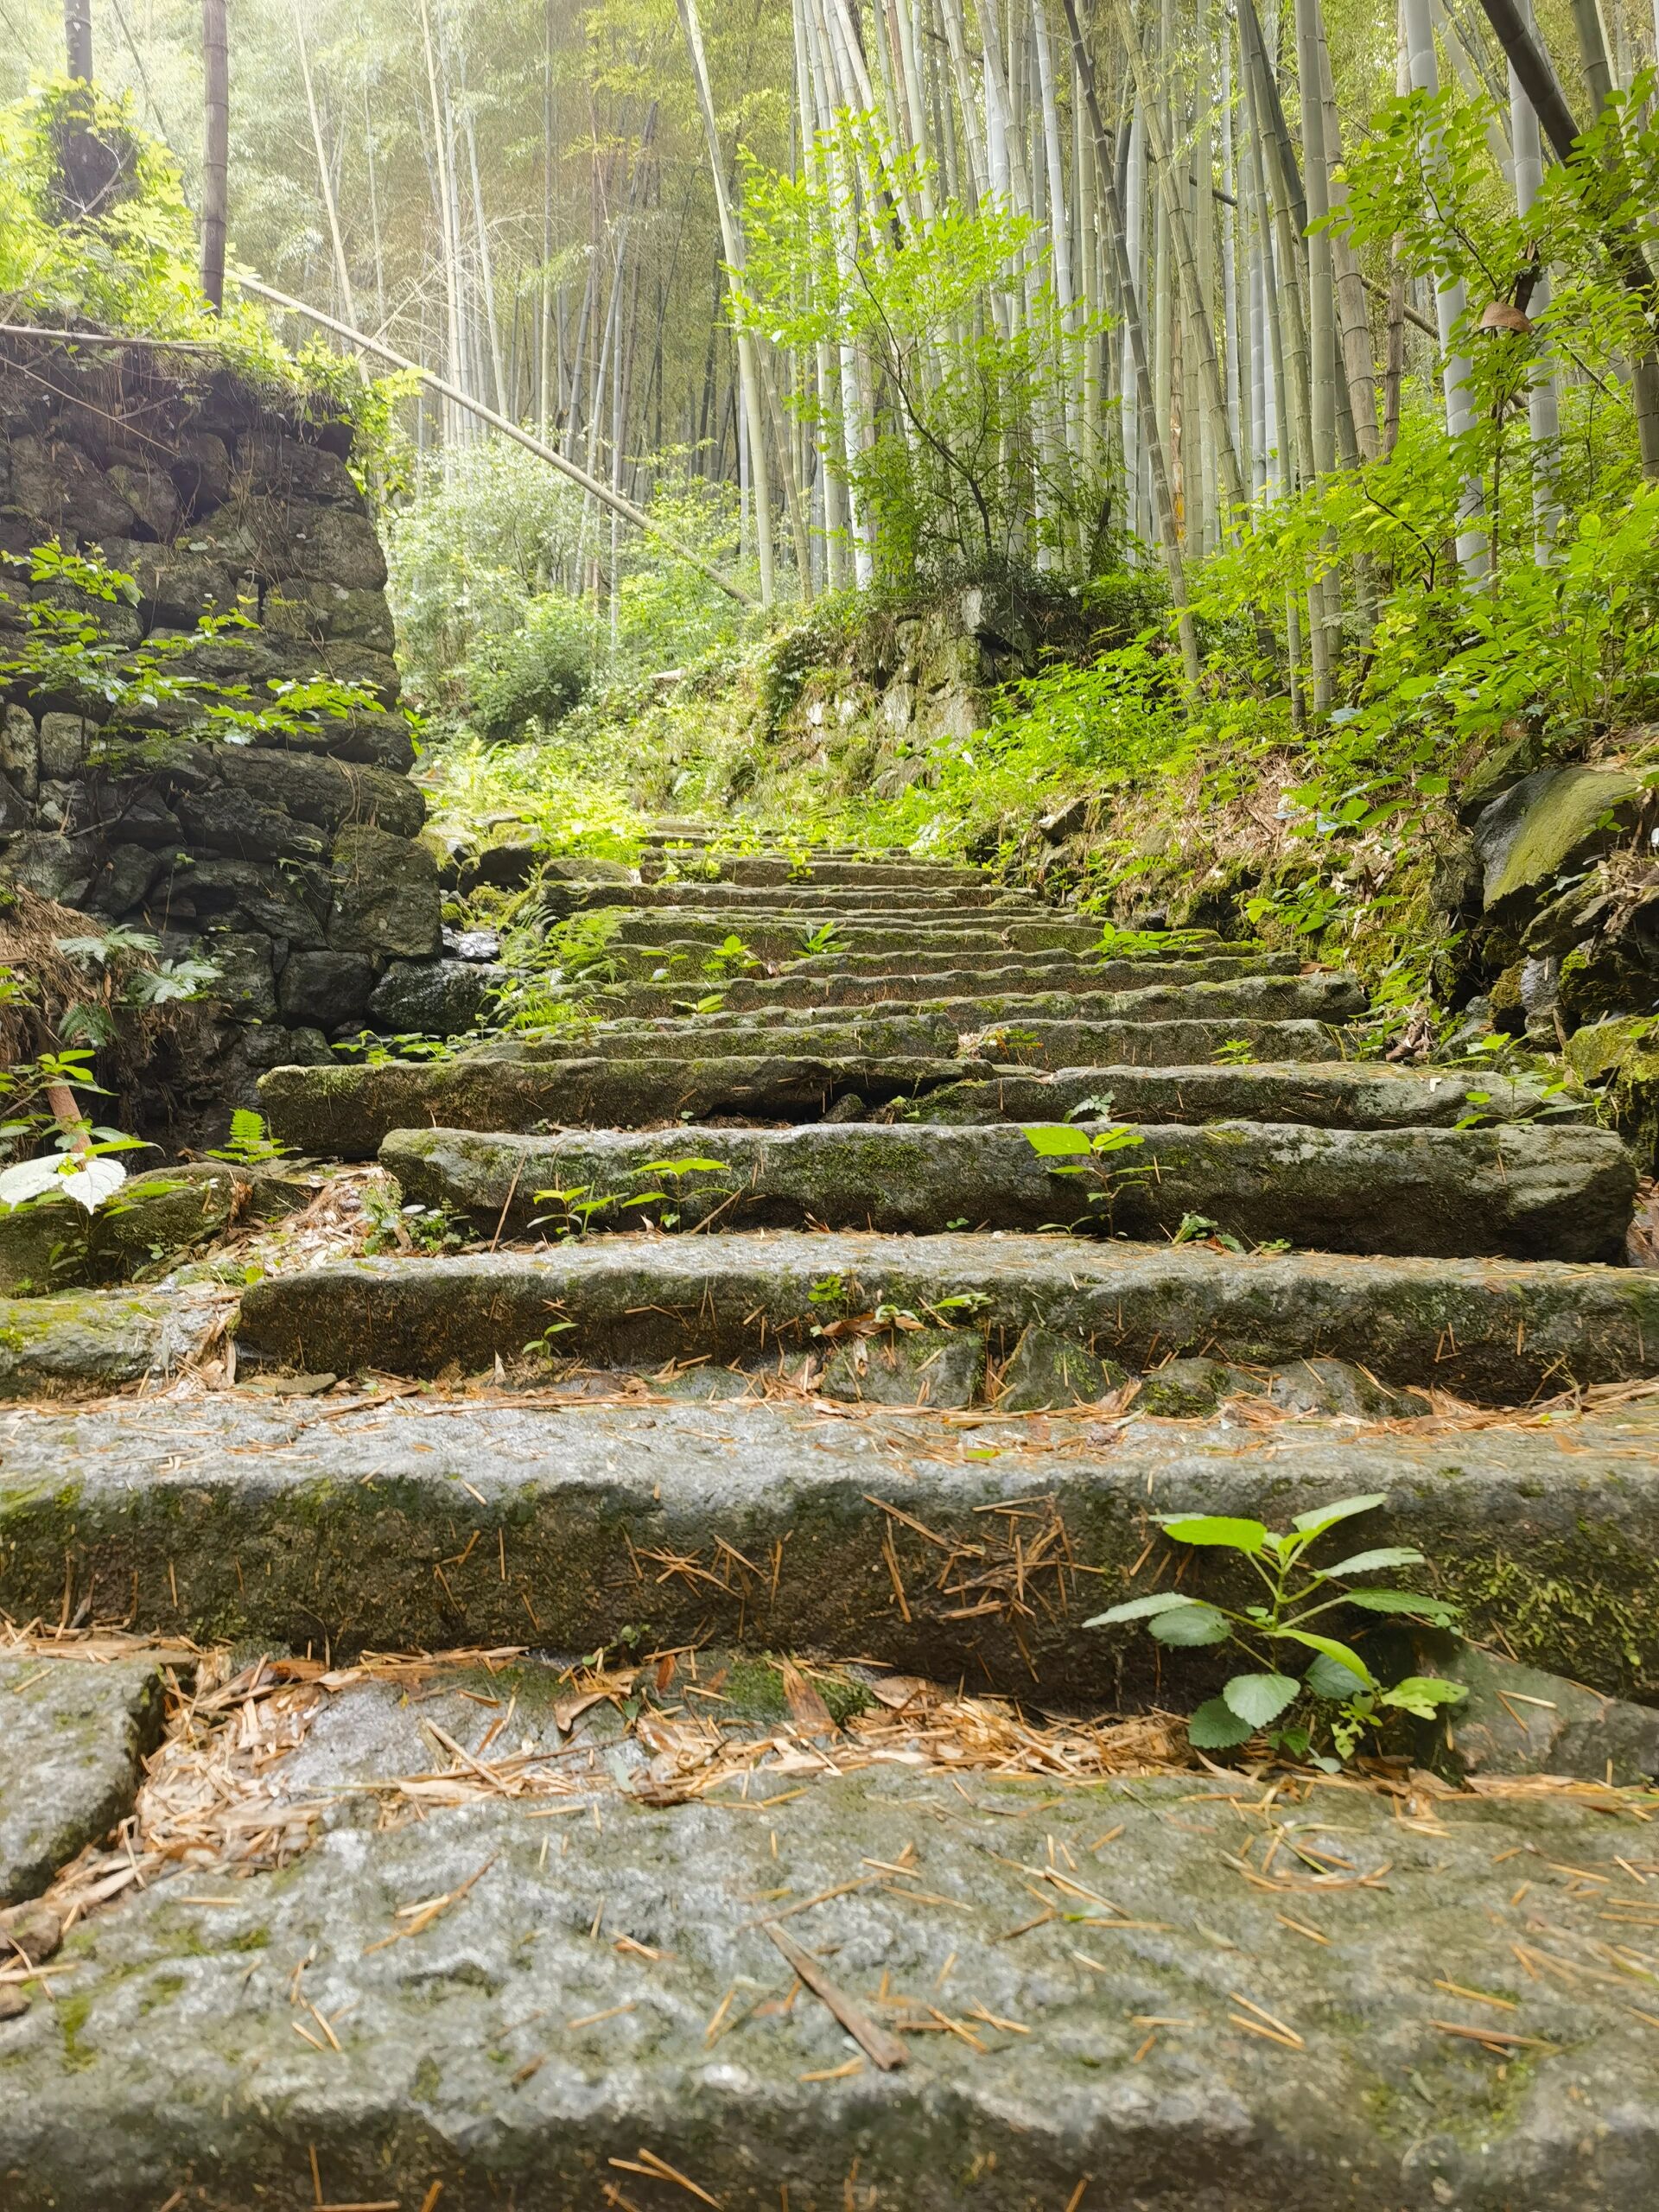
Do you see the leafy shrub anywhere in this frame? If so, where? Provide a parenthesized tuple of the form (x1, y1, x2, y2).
(467, 594, 601, 741)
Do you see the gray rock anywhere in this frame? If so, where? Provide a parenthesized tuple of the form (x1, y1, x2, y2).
(105, 460, 180, 540)
(327, 824, 442, 959)
(232, 1236, 1659, 1405)
(84, 838, 169, 916)
(1264, 1357, 1424, 1420)
(0, 831, 93, 906)
(4, 1394, 1659, 1699)
(217, 745, 423, 839)
(997, 1324, 1126, 1410)
(270, 503, 389, 593)
(177, 782, 330, 865)
(443, 925, 501, 961)
(169, 428, 232, 516)
(204, 931, 278, 1023)
(1, 705, 39, 798)
(263, 577, 396, 653)
(36, 712, 96, 779)
(278, 950, 374, 1029)
(1136, 1356, 1244, 1417)
(367, 957, 504, 1036)
(382, 1118, 1639, 1262)
(3, 1772, 1659, 2207)
(1472, 765, 1641, 913)
(0, 1656, 165, 1904)
(0, 1286, 231, 1395)
(1424, 1639, 1659, 1784)
(820, 1324, 985, 1407)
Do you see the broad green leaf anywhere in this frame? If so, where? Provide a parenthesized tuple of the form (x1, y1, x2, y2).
(632, 1158, 731, 1176)
(1147, 1603, 1232, 1647)
(1084, 1592, 1198, 1626)
(1378, 1675, 1469, 1719)
(1278, 1629, 1375, 1688)
(1290, 1492, 1387, 1535)
(1020, 1123, 1096, 1157)
(1343, 1589, 1461, 1624)
(1186, 1696, 1255, 1749)
(1220, 1672, 1300, 1726)
(1325, 1547, 1425, 1577)
(1155, 1514, 1269, 1554)
(1304, 1651, 1366, 1700)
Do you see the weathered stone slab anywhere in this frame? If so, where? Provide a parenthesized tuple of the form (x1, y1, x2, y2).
(1422, 1639, 1659, 1784)
(918, 971, 1369, 1027)
(233, 1236, 1659, 1402)
(6, 1396, 1659, 1697)
(963, 1017, 1347, 1064)
(381, 1120, 1637, 1259)
(918, 1061, 1579, 1128)
(0, 1656, 165, 1903)
(492, 1014, 962, 1065)
(5, 1772, 1657, 2209)
(261, 1055, 984, 1158)
(0, 1165, 314, 1294)
(0, 1287, 230, 1398)
(673, 950, 1303, 1013)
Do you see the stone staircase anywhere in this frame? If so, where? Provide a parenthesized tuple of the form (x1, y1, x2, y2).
(3, 831, 1659, 2208)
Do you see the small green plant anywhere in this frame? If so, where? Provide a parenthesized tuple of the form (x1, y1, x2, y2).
(1021, 1120, 1149, 1226)
(522, 1317, 579, 1361)
(1086, 1491, 1466, 1767)
(207, 1109, 291, 1168)
(1171, 1211, 1244, 1253)
(1213, 1039, 1255, 1065)
(808, 1272, 847, 1303)
(361, 1189, 470, 1255)
(798, 920, 844, 957)
(703, 933, 763, 979)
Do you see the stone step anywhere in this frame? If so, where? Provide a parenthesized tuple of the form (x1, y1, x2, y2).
(639, 855, 990, 887)
(783, 932, 1259, 976)
(480, 1014, 962, 1064)
(5, 1395, 1658, 1695)
(261, 1055, 988, 1158)
(645, 974, 1370, 1033)
(656, 951, 1303, 1012)
(554, 880, 1034, 914)
(382, 1118, 1637, 1260)
(919, 1061, 1579, 1128)
(236, 1234, 1659, 1402)
(4, 1751, 1653, 2207)
(0, 1287, 229, 1398)
(975, 1017, 1347, 1064)
(606, 917, 1109, 956)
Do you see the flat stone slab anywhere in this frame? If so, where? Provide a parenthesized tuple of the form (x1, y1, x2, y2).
(919, 1061, 1579, 1128)
(261, 1055, 986, 1159)
(907, 972, 1369, 1027)
(607, 918, 1109, 957)
(493, 1014, 962, 1065)
(0, 1656, 165, 1903)
(3, 1772, 1659, 2211)
(381, 1119, 1637, 1260)
(964, 1016, 1349, 1064)
(4, 1396, 1659, 1697)
(617, 952, 1306, 1015)
(0, 1287, 229, 1397)
(10, 1770, 1659, 2212)
(236, 1235, 1659, 1402)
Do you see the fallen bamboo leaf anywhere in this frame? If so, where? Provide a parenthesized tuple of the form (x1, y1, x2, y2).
(762, 1923, 910, 2070)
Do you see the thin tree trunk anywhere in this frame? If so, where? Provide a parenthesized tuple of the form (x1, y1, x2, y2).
(464, 96, 507, 415)
(677, 0, 776, 605)
(1062, 0, 1200, 681)
(1315, 11, 1380, 461)
(419, 0, 464, 456)
(1402, 0, 1487, 577)
(64, 0, 92, 78)
(1107, 0, 1248, 518)
(200, 0, 228, 313)
(1510, 0, 1561, 556)
(291, 0, 356, 329)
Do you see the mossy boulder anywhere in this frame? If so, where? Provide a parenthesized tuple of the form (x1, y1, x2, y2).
(1471, 766, 1641, 918)
(1565, 1014, 1659, 1171)
(0, 1163, 314, 1295)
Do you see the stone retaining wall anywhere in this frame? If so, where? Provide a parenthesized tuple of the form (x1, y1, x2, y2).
(0, 335, 436, 1108)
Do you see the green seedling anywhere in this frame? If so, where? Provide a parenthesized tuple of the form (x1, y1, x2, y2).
(1087, 1491, 1466, 1767)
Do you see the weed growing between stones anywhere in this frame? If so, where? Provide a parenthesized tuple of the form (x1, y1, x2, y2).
(1089, 1492, 1468, 1766)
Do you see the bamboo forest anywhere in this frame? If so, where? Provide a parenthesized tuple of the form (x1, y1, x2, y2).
(4, 1, 1659, 2203)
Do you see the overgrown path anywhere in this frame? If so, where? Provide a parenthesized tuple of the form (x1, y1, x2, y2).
(4, 829, 1659, 2207)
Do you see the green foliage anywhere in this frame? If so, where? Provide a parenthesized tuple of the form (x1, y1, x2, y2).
(467, 594, 601, 741)
(738, 119, 1111, 582)
(1020, 1118, 1148, 1226)
(1087, 1493, 1466, 1766)
(361, 1189, 470, 1255)
(206, 1111, 291, 1168)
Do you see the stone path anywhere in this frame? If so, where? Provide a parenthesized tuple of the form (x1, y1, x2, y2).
(3, 829, 1658, 2208)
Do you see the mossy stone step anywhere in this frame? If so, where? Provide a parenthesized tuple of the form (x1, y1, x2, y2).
(473, 1014, 961, 1065)
(0, 1286, 229, 1396)
(236, 1234, 1659, 1402)
(4, 1765, 1656, 2209)
(382, 1117, 1637, 1259)
(260, 1053, 988, 1158)
(606, 918, 1109, 957)
(973, 1016, 1347, 1064)
(639, 855, 990, 887)
(0, 1654, 167, 1905)
(553, 880, 1029, 913)
(918, 1060, 1576, 1128)
(4, 1394, 1658, 1695)
(663, 973, 1369, 1031)
(658, 951, 1303, 1012)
